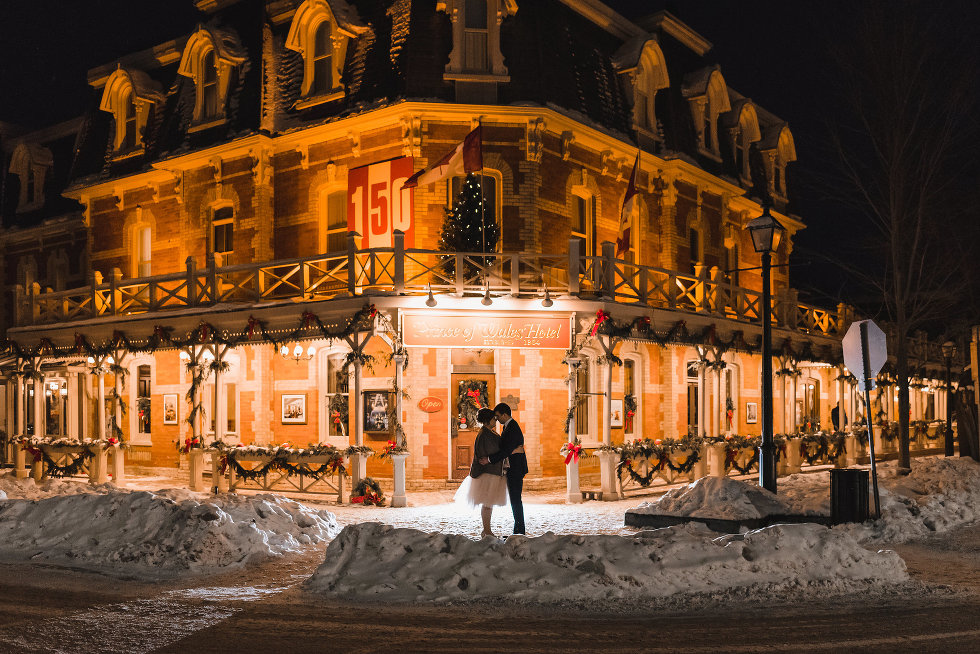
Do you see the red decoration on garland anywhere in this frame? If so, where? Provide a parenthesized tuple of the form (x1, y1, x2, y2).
(246, 316, 260, 340)
(74, 332, 86, 353)
(466, 388, 482, 407)
(590, 310, 610, 336)
(368, 304, 378, 318)
(198, 323, 212, 342)
(302, 311, 317, 330)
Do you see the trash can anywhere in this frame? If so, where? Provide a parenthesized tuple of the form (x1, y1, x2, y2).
(830, 469, 869, 524)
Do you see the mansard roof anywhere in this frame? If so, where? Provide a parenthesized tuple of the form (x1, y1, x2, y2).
(63, 0, 794, 205)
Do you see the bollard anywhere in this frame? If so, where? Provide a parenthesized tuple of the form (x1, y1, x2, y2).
(708, 442, 726, 477)
(14, 442, 29, 479)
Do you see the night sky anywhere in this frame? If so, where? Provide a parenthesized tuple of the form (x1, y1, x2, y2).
(1, 0, 977, 327)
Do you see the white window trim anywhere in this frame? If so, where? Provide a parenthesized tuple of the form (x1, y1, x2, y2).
(209, 201, 235, 264)
(622, 353, 643, 437)
(687, 70, 730, 161)
(578, 348, 600, 447)
(732, 104, 762, 184)
(570, 185, 596, 258)
(127, 355, 155, 446)
(317, 345, 351, 447)
(630, 41, 669, 137)
(9, 143, 52, 213)
(203, 351, 241, 443)
(317, 184, 349, 254)
(99, 68, 160, 155)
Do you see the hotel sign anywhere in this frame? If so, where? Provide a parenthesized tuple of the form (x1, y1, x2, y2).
(403, 314, 570, 349)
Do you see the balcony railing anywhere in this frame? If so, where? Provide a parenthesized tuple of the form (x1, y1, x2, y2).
(15, 235, 853, 340)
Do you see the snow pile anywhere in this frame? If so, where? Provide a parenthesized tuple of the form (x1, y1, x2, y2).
(630, 475, 829, 519)
(0, 473, 108, 501)
(306, 521, 906, 602)
(0, 490, 339, 575)
(844, 457, 980, 543)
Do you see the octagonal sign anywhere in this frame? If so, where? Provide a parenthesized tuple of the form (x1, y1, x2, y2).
(842, 319, 888, 391)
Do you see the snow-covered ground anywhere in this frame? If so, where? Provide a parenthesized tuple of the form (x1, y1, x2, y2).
(2, 456, 979, 603)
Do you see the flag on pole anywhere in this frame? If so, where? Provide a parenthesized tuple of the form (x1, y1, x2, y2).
(616, 152, 640, 257)
(402, 127, 483, 189)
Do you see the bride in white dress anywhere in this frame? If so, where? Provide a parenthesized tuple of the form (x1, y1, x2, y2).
(454, 407, 508, 537)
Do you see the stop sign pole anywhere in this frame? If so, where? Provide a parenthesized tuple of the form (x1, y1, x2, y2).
(842, 319, 887, 519)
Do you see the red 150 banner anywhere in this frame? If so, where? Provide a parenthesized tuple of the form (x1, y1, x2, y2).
(347, 156, 415, 248)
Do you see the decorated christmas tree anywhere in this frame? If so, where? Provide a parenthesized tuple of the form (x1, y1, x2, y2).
(438, 173, 499, 278)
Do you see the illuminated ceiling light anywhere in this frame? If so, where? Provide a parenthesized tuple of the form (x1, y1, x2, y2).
(541, 287, 554, 308)
(179, 350, 190, 361)
(49, 381, 59, 390)
(87, 356, 96, 364)
(425, 284, 437, 307)
(280, 341, 314, 362)
(106, 356, 115, 365)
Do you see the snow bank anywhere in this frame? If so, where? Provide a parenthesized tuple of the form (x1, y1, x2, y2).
(630, 475, 829, 519)
(306, 521, 906, 602)
(0, 473, 107, 501)
(0, 490, 339, 576)
(842, 457, 980, 543)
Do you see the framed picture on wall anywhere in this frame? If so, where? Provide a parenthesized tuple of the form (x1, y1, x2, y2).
(281, 394, 307, 424)
(746, 402, 758, 424)
(364, 391, 391, 432)
(163, 394, 179, 425)
(610, 398, 624, 428)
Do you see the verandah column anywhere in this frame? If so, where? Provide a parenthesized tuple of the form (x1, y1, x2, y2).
(597, 356, 619, 500)
(14, 373, 28, 478)
(696, 359, 707, 437)
(391, 351, 408, 508)
(351, 356, 366, 489)
(565, 355, 582, 504)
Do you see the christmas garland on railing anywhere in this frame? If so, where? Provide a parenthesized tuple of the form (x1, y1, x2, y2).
(716, 434, 760, 475)
(40, 448, 94, 478)
(218, 443, 349, 483)
(377, 440, 409, 462)
(799, 432, 829, 466)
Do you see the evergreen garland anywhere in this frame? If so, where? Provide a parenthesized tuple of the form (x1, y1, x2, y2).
(438, 173, 500, 278)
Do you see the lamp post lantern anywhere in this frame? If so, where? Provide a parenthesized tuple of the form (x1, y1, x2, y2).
(746, 204, 785, 493)
(941, 340, 956, 457)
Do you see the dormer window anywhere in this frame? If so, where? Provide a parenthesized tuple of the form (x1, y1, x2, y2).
(684, 68, 730, 160)
(438, 0, 516, 84)
(99, 68, 162, 155)
(286, 0, 367, 106)
(615, 38, 669, 138)
(730, 102, 761, 184)
(9, 143, 52, 213)
(178, 27, 246, 127)
(762, 125, 797, 201)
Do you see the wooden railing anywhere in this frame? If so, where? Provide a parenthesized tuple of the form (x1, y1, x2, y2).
(16, 234, 853, 339)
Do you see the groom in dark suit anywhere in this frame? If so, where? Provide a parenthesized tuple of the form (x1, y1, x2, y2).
(480, 402, 528, 535)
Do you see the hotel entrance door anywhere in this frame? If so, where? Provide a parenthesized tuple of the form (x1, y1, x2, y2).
(451, 374, 495, 481)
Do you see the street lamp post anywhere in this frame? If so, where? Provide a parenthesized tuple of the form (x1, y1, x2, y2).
(942, 340, 956, 457)
(747, 204, 785, 493)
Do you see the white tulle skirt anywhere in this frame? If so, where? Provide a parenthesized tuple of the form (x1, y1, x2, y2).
(454, 473, 509, 510)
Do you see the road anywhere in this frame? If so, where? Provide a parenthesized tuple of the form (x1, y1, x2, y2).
(1, 523, 978, 653)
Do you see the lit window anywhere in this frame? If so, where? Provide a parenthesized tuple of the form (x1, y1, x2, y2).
(624, 359, 636, 435)
(136, 226, 152, 277)
(137, 365, 151, 435)
(120, 88, 137, 151)
(212, 206, 234, 263)
(571, 192, 595, 257)
(450, 173, 499, 250)
(321, 190, 348, 253)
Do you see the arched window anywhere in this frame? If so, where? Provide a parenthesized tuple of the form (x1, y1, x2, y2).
(99, 68, 161, 153)
(684, 68, 730, 159)
(630, 41, 669, 134)
(311, 20, 333, 95)
(178, 28, 245, 125)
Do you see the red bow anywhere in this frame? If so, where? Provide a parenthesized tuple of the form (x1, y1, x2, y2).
(563, 444, 583, 465)
(590, 310, 610, 336)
